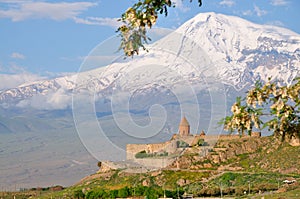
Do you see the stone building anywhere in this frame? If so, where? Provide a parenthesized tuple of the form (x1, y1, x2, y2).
(178, 116, 190, 136)
(100, 116, 264, 172)
(126, 116, 204, 169)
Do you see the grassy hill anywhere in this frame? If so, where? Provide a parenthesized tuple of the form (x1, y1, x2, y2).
(2, 136, 300, 198)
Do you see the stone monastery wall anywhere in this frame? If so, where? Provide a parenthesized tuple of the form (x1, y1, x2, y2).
(133, 158, 175, 169)
(126, 140, 178, 160)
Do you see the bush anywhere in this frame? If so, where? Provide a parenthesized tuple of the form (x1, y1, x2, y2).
(135, 150, 149, 158)
(197, 139, 208, 146)
(85, 189, 108, 199)
(73, 189, 85, 199)
(135, 150, 168, 158)
(177, 140, 189, 148)
(118, 186, 130, 198)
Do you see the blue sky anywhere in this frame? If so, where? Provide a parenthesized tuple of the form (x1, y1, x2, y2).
(0, 0, 299, 80)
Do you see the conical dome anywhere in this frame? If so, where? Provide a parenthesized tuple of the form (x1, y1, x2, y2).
(200, 130, 206, 136)
(179, 116, 190, 136)
(180, 116, 190, 127)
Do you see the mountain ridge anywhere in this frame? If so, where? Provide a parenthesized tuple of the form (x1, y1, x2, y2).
(0, 12, 299, 110)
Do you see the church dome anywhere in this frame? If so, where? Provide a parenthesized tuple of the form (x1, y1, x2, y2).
(180, 116, 190, 127)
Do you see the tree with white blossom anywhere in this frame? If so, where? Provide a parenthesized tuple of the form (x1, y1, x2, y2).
(117, 0, 203, 57)
(222, 77, 300, 142)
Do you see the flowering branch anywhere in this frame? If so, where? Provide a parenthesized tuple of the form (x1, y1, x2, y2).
(117, 0, 202, 57)
(222, 77, 300, 141)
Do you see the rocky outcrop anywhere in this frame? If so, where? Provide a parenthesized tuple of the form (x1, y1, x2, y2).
(169, 136, 276, 170)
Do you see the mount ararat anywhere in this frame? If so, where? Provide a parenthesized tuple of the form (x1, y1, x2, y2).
(0, 12, 299, 111)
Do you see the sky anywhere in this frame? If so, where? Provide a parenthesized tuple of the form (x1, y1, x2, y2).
(0, 0, 299, 89)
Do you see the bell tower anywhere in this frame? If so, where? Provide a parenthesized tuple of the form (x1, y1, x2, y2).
(178, 116, 190, 136)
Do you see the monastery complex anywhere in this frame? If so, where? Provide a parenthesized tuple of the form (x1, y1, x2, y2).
(126, 116, 204, 160)
(99, 116, 261, 172)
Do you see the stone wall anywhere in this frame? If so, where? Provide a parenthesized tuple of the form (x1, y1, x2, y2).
(127, 144, 149, 160)
(218, 135, 245, 140)
(126, 133, 263, 169)
(126, 141, 178, 160)
(133, 158, 175, 169)
(171, 134, 202, 146)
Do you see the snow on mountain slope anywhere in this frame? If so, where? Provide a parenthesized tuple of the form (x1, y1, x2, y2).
(175, 12, 300, 89)
(0, 12, 299, 109)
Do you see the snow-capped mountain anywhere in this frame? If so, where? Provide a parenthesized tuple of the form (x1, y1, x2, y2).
(175, 13, 300, 89)
(0, 12, 299, 110)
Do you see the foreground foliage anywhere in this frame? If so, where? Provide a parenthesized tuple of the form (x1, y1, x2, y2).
(222, 78, 300, 141)
(117, 0, 202, 57)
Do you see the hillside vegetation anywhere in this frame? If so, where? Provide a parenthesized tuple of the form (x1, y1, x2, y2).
(4, 135, 299, 199)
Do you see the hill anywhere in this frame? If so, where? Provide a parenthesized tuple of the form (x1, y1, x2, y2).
(14, 136, 299, 199)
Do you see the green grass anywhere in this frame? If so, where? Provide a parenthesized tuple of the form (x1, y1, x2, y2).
(3, 136, 300, 199)
(251, 187, 300, 199)
(162, 170, 210, 189)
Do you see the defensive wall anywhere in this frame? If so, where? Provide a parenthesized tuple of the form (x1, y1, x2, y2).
(127, 133, 261, 160)
(126, 140, 178, 160)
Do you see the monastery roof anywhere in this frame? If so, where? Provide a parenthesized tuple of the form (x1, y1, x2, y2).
(180, 116, 190, 126)
(200, 130, 206, 136)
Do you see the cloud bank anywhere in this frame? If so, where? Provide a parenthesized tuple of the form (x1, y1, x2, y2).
(219, 0, 235, 7)
(0, 1, 120, 28)
(73, 17, 121, 28)
(0, 1, 97, 21)
(16, 88, 72, 110)
(0, 73, 46, 91)
(270, 0, 289, 6)
(11, 52, 26, 59)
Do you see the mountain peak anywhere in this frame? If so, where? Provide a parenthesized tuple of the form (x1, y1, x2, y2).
(0, 13, 299, 109)
(180, 12, 299, 38)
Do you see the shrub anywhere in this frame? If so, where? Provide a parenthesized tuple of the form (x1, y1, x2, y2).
(73, 189, 85, 199)
(135, 150, 148, 158)
(177, 140, 189, 148)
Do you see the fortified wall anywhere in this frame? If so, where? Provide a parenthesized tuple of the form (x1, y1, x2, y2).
(126, 116, 204, 164)
(103, 116, 262, 172)
(126, 140, 177, 160)
(218, 131, 261, 140)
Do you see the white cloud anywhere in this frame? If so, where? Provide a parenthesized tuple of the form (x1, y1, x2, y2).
(0, 0, 28, 2)
(0, 69, 71, 110)
(11, 52, 25, 59)
(0, 1, 121, 28)
(0, 72, 46, 90)
(16, 88, 72, 110)
(254, 5, 268, 17)
(219, 0, 235, 7)
(242, 10, 253, 16)
(73, 17, 121, 28)
(270, 0, 289, 6)
(0, 1, 97, 21)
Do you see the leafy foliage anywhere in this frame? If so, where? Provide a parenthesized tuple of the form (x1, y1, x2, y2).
(222, 78, 300, 141)
(135, 150, 168, 158)
(73, 189, 85, 199)
(196, 138, 208, 146)
(97, 161, 102, 168)
(135, 150, 148, 158)
(177, 140, 189, 148)
(77, 186, 174, 199)
(117, 0, 202, 57)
